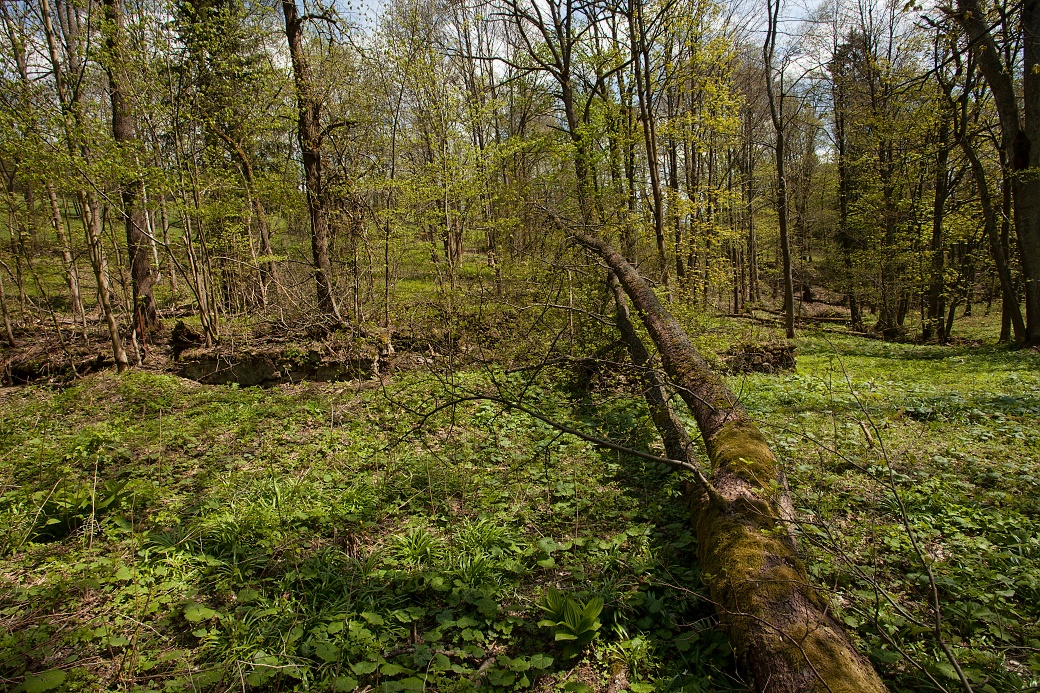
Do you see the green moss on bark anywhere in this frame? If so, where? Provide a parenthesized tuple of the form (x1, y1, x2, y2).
(709, 419, 777, 486)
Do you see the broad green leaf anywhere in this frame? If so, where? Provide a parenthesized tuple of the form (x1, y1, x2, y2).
(184, 603, 217, 622)
(334, 676, 359, 692)
(15, 670, 66, 693)
(351, 660, 378, 675)
(582, 597, 603, 620)
(314, 642, 340, 663)
(529, 653, 553, 668)
(397, 676, 426, 689)
(361, 611, 384, 625)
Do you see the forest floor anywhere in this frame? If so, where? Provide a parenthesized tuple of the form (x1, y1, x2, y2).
(0, 311, 1038, 693)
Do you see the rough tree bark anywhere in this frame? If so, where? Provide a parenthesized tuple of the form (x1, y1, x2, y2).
(282, 0, 342, 321)
(573, 230, 888, 693)
(950, 0, 1040, 343)
(102, 0, 161, 341)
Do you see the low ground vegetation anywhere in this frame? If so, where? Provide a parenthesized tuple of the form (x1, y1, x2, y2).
(1, 315, 1037, 692)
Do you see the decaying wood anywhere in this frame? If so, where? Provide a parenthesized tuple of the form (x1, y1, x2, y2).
(575, 230, 888, 693)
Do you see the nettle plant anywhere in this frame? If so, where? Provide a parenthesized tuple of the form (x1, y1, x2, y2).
(537, 588, 604, 659)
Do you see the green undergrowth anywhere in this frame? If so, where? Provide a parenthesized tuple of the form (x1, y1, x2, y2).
(0, 370, 733, 693)
(737, 333, 1040, 692)
(1, 328, 1038, 692)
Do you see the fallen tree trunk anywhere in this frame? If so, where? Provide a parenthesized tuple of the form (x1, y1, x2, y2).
(608, 273, 693, 463)
(575, 231, 887, 693)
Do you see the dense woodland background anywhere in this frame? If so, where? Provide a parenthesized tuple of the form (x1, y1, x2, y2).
(0, 0, 1037, 349)
(1, 0, 1040, 690)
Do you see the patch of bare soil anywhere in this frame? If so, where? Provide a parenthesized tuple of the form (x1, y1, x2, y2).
(1, 322, 135, 385)
(1, 317, 447, 387)
(177, 337, 381, 386)
(173, 319, 459, 386)
(796, 298, 852, 320)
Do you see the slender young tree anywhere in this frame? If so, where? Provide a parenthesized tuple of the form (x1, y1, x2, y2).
(38, 0, 130, 370)
(627, 0, 668, 287)
(763, 0, 795, 338)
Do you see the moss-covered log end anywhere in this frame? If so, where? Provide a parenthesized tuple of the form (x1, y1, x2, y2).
(695, 431, 888, 693)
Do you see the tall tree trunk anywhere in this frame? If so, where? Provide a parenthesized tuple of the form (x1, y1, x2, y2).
(0, 263, 15, 347)
(959, 135, 1026, 340)
(158, 201, 178, 298)
(951, 0, 1040, 343)
(999, 172, 1014, 343)
(209, 124, 277, 307)
(282, 0, 342, 321)
(833, 77, 861, 330)
(39, 0, 128, 370)
(875, 142, 900, 335)
(745, 137, 759, 304)
(764, 0, 795, 338)
(102, 0, 160, 341)
(925, 125, 949, 342)
(47, 186, 84, 325)
(560, 79, 595, 224)
(772, 113, 795, 338)
(573, 230, 887, 693)
(83, 192, 130, 372)
(628, 0, 668, 288)
(669, 139, 685, 282)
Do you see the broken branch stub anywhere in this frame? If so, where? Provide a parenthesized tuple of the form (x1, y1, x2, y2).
(574, 231, 887, 693)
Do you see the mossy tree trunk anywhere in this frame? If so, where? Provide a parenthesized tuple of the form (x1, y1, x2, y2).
(574, 230, 888, 693)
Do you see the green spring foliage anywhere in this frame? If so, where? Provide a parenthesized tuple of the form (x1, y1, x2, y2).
(0, 325, 1037, 692)
(0, 369, 730, 692)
